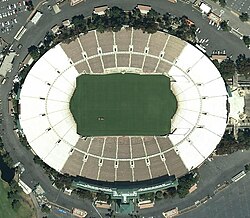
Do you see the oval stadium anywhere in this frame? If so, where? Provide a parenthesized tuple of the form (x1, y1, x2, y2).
(19, 28, 228, 186)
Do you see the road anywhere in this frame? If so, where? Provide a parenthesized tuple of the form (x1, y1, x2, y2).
(205, 0, 250, 36)
(0, 0, 250, 217)
(139, 150, 250, 218)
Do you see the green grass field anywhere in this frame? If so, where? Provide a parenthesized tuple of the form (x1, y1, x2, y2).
(70, 73, 177, 136)
(0, 179, 35, 218)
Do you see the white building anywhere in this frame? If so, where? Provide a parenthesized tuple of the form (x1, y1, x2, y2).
(30, 11, 43, 25)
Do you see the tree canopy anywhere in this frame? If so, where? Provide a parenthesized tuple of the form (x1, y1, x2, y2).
(236, 54, 250, 78)
(239, 12, 249, 22)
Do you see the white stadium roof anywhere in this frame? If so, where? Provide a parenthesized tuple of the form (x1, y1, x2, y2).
(19, 30, 228, 178)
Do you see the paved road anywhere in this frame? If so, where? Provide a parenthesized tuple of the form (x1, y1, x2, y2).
(205, 0, 250, 36)
(139, 150, 250, 218)
(8, 0, 250, 58)
(1, 0, 250, 218)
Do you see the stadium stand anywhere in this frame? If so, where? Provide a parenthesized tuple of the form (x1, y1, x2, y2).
(80, 156, 99, 179)
(132, 29, 150, 53)
(163, 35, 186, 62)
(19, 29, 228, 183)
(102, 55, 116, 69)
(115, 29, 132, 51)
(150, 156, 168, 178)
(117, 137, 131, 159)
(96, 31, 114, 53)
(98, 159, 115, 181)
(156, 137, 174, 152)
(117, 161, 133, 181)
(155, 61, 172, 74)
(74, 61, 91, 74)
(62, 150, 83, 176)
(130, 54, 144, 68)
(148, 32, 168, 56)
(142, 56, 158, 73)
(88, 137, 104, 156)
(79, 31, 98, 56)
(134, 159, 151, 181)
(60, 41, 82, 63)
(117, 54, 130, 67)
(144, 137, 160, 155)
(74, 138, 91, 152)
(88, 57, 104, 73)
(103, 137, 117, 158)
(131, 137, 146, 158)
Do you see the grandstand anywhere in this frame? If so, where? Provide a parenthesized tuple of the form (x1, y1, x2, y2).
(19, 28, 228, 184)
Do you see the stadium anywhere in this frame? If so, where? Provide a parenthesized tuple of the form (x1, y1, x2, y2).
(19, 28, 228, 188)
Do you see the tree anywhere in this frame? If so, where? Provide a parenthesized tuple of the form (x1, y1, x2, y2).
(219, 0, 226, 7)
(155, 191, 163, 200)
(236, 54, 250, 78)
(28, 45, 40, 60)
(218, 58, 236, 79)
(72, 14, 87, 35)
(11, 199, 21, 210)
(41, 204, 51, 213)
(177, 173, 198, 198)
(220, 21, 229, 31)
(243, 36, 250, 46)
(96, 191, 110, 201)
(239, 12, 249, 22)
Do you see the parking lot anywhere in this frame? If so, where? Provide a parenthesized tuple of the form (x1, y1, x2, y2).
(226, 0, 250, 14)
(0, 0, 31, 41)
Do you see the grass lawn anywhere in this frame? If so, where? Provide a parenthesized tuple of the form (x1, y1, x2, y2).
(0, 179, 35, 218)
(70, 73, 177, 136)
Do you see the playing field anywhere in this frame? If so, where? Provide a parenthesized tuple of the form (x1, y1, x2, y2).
(70, 73, 177, 136)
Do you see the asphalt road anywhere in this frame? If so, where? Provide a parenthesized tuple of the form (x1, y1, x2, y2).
(1, 0, 250, 218)
(137, 149, 250, 218)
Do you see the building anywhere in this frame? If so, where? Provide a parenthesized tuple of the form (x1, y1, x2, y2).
(62, 19, 72, 28)
(93, 5, 108, 15)
(137, 4, 152, 14)
(14, 26, 27, 41)
(69, 0, 84, 6)
(208, 12, 221, 26)
(51, 25, 60, 35)
(211, 54, 227, 63)
(72, 208, 87, 218)
(138, 200, 155, 209)
(168, 0, 177, 3)
(199, 3, 211, 14)
(30, 11, 43, 25)
(0, 52, 16, 78)
(163, 207, 179, 218)
(52, 4, 61, 14)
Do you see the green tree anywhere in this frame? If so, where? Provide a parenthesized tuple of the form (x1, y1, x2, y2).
(107, 6, 126, 32)
(96, 191, 111, 202)
(11, 199, 21, 210)
(155, 191, 163, 199)
(239, 12, 249, 22)
(220, 21, 229, 31)
(177, 173, 198, 198)
(72, 15, 87, 34)
(28, 45, 40, 60)
(219, 58, 236, 79)
(236, 54, 250, 78)
(243, 36, 250, 46)
(219, 0, 226, 7)
(41, 204, 51, 213)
